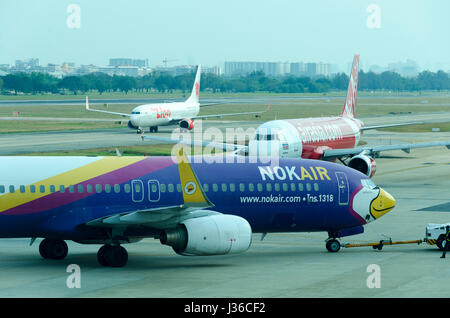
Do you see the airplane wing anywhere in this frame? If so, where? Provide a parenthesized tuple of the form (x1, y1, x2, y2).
(85, 147, 217, 230)
(141, 135, 246, 153)
(184, 103, 272, 121)
(322, 141, 450, 159)
(85, 96, 131, 117)
(361, 121, 426, 131)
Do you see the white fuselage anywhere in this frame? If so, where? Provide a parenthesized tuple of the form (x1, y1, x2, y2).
(129, 101, 200, 128)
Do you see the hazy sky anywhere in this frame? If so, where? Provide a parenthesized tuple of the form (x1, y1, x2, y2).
(1, 0, 449, 71)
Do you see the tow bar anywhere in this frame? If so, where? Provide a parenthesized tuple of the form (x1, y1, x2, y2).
(343, 239, 424, 251)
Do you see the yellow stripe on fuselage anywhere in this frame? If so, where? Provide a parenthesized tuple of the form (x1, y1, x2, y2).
(0, 157, 146, 213)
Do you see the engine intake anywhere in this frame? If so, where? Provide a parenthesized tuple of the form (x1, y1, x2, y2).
(348, 154, 377, 178)
(160, 214, 252, 256)
(179, 118, 194, 130)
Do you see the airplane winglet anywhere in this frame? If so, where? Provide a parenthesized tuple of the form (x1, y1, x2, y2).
(86, 96, 90, 110)
(266, 102, 272, 112)
(176, 147, 213, 208)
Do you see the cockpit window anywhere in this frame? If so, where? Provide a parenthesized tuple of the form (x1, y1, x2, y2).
(255, 133, 279, 141)
(361, 179, 377, 189)
(131, 111, 141, 115)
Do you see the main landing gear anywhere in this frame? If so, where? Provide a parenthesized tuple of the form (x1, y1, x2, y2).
(39, 239, 68, 260)
(97, 244, 128, 267)
(149, 126, 158, 133)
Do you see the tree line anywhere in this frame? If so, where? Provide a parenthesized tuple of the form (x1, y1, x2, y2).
(0, 70, 448, 95)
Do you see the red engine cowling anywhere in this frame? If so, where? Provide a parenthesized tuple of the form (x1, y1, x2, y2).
(179, 119, 194, 130)
(348, 154, 377, 178)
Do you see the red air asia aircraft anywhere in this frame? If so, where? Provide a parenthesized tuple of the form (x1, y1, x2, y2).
(145, 55, 450, 178)
(86, 65, 268, 133)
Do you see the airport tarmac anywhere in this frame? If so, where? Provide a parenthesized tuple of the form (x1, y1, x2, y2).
(0, 124, 449, 298)
(0, 111, 449, 155)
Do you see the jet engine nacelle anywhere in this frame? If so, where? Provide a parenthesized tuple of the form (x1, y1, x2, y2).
(179, 119, 194, 130)
(348, 154, 377, 178)
(127, 120, 138, 130)
(160, 214, 252, 256)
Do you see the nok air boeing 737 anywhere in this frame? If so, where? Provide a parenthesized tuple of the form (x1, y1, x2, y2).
(0, 150, 395, 267)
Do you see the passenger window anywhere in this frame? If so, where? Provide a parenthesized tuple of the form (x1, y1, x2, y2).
(60, 185, 66, 193)
(124, 184, 131, 193)
(306, 183, 312, 191)
(69, 185, 75, 193)
(9, 185, 15, 193)
(257, 183, 263, 192)
(96, 184, 102, 193)
(86, 185, 93, 193)
(248, 183, 254, 192)
(39, 185, 45, 193)
(30, 185, 36, 193)
(239, 183, 245, 192)
(105, 184, 111, 193)
(151, 183, 157, 193)
(266, 183, 272, 192)
(114, 184, 120, 193)
(213, 184, 218, 192)
(290, 183, 296, 191)
(221, 183, 227, 192)
(314, 183, 319, 191)
(160, 184, 166, 193)
(20, 185, 25, 193)
(230, 183, 236, 192)
(274, 183, 280, 191)
(168, 184, 174, 192)
(50, 185, 56, 193)
(78, 185, 83, 193)
(298, 183, 304, 191)
(282, 183, 288, 192)
(0, 185, 4, 193)
(177, 184, 182, 192)
(202, 184, 209, 192)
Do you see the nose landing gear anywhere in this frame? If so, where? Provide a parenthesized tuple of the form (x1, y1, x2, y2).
(39, 238, 69, 260)
(325, 238, 341, 253)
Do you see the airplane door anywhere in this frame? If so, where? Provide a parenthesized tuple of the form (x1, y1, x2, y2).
(335, 172, 349, 205)
(148, 180, 160, 202)
(131, 180, 144, 202)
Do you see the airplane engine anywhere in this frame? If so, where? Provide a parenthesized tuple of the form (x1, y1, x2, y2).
(179, 119, 194, 130)
(127, 120, 138, 130)
(160, 214, 252, 256)
(348, 154, 377, 178)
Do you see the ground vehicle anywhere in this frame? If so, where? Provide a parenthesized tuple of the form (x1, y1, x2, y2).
(425, 223, 450, 250)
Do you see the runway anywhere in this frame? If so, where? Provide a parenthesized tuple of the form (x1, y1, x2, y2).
(0, 113, 449, 298)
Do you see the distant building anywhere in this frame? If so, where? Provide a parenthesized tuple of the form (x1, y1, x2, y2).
(224, 61, 333, 77)
(109, 58, 148, 68)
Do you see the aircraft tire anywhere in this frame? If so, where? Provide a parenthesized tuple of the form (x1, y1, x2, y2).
(104, 245, 128, 267)
(40, 239, 68, 260)
(326, 239, 341, 253)
(97, 245, 111, 267)
(39, 239, 50, 259)
(150, 126, 158, 133)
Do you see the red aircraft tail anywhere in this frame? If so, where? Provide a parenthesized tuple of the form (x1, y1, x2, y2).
(341, 54, 359, 118)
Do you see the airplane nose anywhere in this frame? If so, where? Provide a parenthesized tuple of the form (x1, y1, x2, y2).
(370, 188, 396, 219)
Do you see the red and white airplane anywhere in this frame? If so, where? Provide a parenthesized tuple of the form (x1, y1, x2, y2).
(86, 65, 268, 133)
(145, 55, 450, 178)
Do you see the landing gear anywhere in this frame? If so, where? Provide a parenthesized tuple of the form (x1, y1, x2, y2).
(39, 239, 68, 260)
(149, 126, 158, 133)
(97, 244, 128, 267)
(326, 239, 341, 253)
